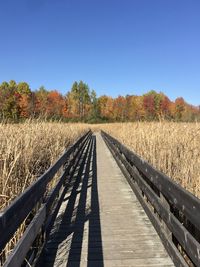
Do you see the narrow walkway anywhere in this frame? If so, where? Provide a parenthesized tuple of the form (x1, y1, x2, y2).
(43, 133, 174, 267)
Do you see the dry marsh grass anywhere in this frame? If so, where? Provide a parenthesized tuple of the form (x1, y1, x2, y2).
(0, 121, 200, 263)
(100, 122, 200, 198)
(2, 121, 199, 209)
(0, 121, 89, 261)
(0, 121, 89, 211)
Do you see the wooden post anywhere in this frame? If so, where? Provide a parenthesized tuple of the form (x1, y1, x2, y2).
(160, 193, 172, 240)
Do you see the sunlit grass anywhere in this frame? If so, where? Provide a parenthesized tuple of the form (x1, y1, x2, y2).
(99, 122, 200, 198)
(0, 121, 89, 210)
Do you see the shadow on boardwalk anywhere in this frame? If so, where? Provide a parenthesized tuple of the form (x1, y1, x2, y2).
(43, 136, 104, 267)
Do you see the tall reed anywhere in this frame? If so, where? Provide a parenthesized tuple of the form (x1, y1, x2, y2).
(100, 122, 200, 197)
(0, 121, 89, 210)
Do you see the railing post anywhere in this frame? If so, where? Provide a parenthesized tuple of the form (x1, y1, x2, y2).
(160, 193, 172, 240)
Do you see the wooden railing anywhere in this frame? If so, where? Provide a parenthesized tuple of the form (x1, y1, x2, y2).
(0, 130, 92, 267)
(102, 131, 200, 267)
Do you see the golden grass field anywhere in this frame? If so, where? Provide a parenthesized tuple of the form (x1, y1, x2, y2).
(0, 121, 89, 211)
(0, 121, 200, 261)
(0, 121, 200, 212)
(0, 121, 90, 260)
(100, 122, 200, 198)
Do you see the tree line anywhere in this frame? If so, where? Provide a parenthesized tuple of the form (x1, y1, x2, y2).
(0, 80, 199, 122)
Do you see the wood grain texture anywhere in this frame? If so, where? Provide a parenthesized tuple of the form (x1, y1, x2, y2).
(102, 131, 200, 267)
(101, 131, 200, 232)
(42, 133, 174, 267)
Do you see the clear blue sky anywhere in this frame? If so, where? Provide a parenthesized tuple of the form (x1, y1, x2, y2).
(0, 0, 200, 105)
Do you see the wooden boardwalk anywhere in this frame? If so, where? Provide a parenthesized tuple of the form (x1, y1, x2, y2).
(42, 133, 174, 267)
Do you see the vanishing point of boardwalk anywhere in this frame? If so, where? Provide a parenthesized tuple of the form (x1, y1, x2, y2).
(42, 133, 174, 267)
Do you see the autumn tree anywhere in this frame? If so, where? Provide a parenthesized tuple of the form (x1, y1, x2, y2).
(130, 96, 145, 120)
(143, 91, 171, 120)
(64, 92, 77, 119)
(160, 95, 171, 119)
(68, 81, 91, 120)
(113, 96, 126, 121)
(17, 82, 31, 118)
(89, 90, 101, 122)
(174, 97, 185, 121)
(46, 91, 65, 119)
(0, 79, 199, 122)
(35, 86, 49, 118)
(143, 92, 156, 120)
(98, 95, 114, 121)
(0, 80, 21, 121)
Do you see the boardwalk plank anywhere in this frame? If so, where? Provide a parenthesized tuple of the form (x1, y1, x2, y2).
(42, 133, 174, 267)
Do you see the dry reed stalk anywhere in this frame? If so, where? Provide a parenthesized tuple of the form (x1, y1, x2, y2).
(1, 121, 200, 263)
(0, 121, 89, 262)
(0, 121, 89, 210)
(99, 122, 200, 198)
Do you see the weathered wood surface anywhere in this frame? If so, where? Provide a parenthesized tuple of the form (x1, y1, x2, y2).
(101, 131, 200, 231)
(42, 133, 174, 267)
(102, 131, 200, 267)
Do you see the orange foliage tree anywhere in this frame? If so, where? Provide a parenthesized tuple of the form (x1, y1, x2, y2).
(0, 80, 200, 122)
